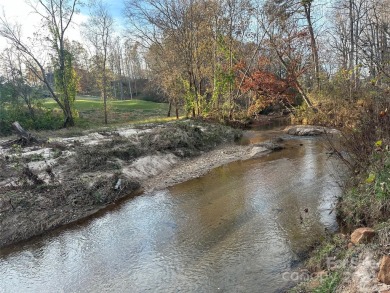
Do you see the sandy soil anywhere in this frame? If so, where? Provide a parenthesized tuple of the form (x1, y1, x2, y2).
(143, 143, 270, 192)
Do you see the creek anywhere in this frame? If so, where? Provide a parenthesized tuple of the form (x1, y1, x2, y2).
(0, 130, 343, 293)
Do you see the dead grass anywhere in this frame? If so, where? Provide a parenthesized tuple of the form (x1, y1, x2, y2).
(74, 121, 242, 172)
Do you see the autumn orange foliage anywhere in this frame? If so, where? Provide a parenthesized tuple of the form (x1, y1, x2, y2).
(236, 57, 298, 115)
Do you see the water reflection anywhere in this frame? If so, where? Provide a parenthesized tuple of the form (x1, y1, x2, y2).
(0, 135, 343, 293)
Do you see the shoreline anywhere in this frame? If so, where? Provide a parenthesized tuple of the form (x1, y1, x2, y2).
(1, 121, 281, 249)
(1, 122, 388, 291)
(142, 143, 270, 192)
(0, 123, 332, 249)
(0, 141, 275, 253)
(0, 123, 337, 249)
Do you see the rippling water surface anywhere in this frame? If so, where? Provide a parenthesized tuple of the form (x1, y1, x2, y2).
(0, 131, 343, 293)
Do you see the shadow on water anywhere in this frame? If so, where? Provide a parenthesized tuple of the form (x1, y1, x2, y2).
(0, 131, 344, 293)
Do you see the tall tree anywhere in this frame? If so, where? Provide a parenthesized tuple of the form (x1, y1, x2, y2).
(109, 37, 125, 100)
(65, 40, 94, 95)
(83, 0, 114, 124)
(260, 0, 315, 108)
(0, 0, 80, 127)
(265, 0, 321, 90)
(126, 0, 253, 118)
(126, 0, 204, 117)
(301, 0, 320, 90)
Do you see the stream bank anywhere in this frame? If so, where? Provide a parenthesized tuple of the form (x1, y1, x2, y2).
(0, 126, 343, 293)
(1, 120, 287, 249)
(288, 130, 390, 292)
(0, 121, 241, 248)
(5, 121, 375, 292)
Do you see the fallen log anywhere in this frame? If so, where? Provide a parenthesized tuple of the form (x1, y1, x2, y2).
(1, 122, 40, 148)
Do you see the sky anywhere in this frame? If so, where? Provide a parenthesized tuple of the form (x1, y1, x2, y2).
(0, 0, 126, 51)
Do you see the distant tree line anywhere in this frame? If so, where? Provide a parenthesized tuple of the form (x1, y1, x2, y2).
(1, 0, 390, 128)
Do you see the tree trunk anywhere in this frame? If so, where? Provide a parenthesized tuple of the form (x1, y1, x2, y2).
(120, 80, 124, 100)
(167, 101, 172, 117)
(113, 80, 117, 99)
(304, 2, 320, 90)
(296, 81, 316, 111)
(25, 96, 36, 121)
(103, 69, 108, 125)
(63, 100, 75, 127)
(128, 77, 133, 99)
(1, 122, 40, 147)
(12, 122, 33, 141)
(349, 0, 355, 98)
(103, 88, 108, 125)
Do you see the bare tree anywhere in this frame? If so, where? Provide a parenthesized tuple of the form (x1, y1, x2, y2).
(327, 0, 390, 93)
(357, 0, 390, 81)
(125, 0, 201, 117)
(0, 48, 36, 119)
(123, 40, 134, 99)
(109, 37, 124, 100)
(126, 0, 254, 118)
(302, 0, 321, 90)
(0, 0, 80, 127)
(82, 0, 114, 124)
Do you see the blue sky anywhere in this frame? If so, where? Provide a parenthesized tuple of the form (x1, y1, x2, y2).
(79, 0, 127, 21)
(0, 0, 128, 50)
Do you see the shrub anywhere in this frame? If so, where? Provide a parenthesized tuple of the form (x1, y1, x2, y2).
(334, 94, 390, 228)
(0, 105, 63, 136)
(338, 149, 390, 227)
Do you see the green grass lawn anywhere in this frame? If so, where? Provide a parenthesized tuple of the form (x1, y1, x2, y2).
(42, 96, 175, 127)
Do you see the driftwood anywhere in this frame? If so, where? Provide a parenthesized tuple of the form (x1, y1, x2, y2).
(1, 122, 40, 148)
(22, 167, 45, 185)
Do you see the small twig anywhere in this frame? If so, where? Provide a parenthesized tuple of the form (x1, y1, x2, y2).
(324, 130, 354, 170)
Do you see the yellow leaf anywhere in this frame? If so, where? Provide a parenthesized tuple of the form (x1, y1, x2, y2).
(366, 173, 376, 184)
(375, 140, 383, 147)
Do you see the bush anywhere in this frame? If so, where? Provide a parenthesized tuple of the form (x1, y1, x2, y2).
(293, 70, 383, 129)
(334, 95, 390, 228)
(0, 105, 63, 136)
(338, 149, 390, 227)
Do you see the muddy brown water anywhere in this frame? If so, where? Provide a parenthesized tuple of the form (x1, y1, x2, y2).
(0, 130, 344, 293)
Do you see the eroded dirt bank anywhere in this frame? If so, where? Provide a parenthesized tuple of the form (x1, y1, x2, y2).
(0, 121, 287, 248)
